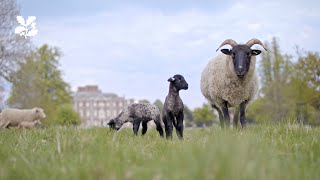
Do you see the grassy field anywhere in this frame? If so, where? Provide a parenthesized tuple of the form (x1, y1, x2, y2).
(0, 124, 319, 180)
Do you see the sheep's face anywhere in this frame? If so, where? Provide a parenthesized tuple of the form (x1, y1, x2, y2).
(33, 107, 46, 119)
(168, 74, 189, 90)
(107, 119, 122, 131)
(221, 45, 261, 78)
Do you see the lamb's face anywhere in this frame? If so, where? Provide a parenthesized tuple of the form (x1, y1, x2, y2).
(221, 45, 261, 78)
(168, 74, 189, 90)
(107, 118, 122, 131)
(34, 107, 46, 119)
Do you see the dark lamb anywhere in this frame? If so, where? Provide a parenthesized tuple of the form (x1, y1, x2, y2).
(107, 103, 164, 137)
(163, 74, 188, 139)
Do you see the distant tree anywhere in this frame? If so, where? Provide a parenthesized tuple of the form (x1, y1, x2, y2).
(0, 0, 30, 82)
(153, 99, 164, 113)
(248, 37, 293, 122)
(193, 103, 216, 123)
(7, 44, 72, 125)
(56, 105, 81, 126)
(184, 104, 193, 122)
(248, 38, 320, 125)
(139, 99, 150, 104)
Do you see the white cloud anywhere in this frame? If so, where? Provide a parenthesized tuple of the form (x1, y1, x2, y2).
(33, 0, 320, 109)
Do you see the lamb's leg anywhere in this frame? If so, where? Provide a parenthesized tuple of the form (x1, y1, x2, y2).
(155, 115, 164, 138)
(175, 112, 184, 140)
(132, 118, 141, 136)
(239, 101, 247, 128)
(164, 113, 174, 139)
(141, 121, 148, 135)
(222, 101, 230, 128)
(212, 104, 224, 128)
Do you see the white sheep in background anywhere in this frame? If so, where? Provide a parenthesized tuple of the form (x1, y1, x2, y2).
(0, 107, 46, 128)
(200, 38, 267, 128)
(18, 120, 42, 129)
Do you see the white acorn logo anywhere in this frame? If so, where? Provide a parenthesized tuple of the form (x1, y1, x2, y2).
(15, 16, 38, 39)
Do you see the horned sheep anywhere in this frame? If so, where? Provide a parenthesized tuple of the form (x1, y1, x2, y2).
(200, 38, 267, 128)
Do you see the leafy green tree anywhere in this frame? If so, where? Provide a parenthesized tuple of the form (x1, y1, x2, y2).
(56, 105, 81, 126)
(193, 103, 216, 123)
(184, 104, 193, 122)
(139, 99, 150, 104)
(248, 37, 293, 122)
(153, 99, 164, 113)
(7, 44, 72, 125)
(248, 38, 320, 125)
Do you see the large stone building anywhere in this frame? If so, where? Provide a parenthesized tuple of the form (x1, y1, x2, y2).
(73, 85, 135, 127)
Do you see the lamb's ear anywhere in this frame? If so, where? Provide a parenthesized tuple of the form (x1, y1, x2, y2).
(221, 49, 232, 55)
(251, 49, 261, 56)
(167, 77, 175, 82)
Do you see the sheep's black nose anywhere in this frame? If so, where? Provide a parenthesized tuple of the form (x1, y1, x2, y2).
(238, 66, 244, 72)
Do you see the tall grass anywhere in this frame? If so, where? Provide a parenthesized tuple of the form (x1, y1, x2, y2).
(0, 125, 319, 180)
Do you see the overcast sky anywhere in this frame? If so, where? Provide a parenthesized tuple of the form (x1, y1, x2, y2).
(17, 0, 320, 109)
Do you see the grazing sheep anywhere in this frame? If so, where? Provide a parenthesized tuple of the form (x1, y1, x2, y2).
(107, 103, 164, 137)
(200, 38, 267, 128)
(0, 107, 46, 128)
(18, 120, 41, 129)
(163, 74, 188, 139)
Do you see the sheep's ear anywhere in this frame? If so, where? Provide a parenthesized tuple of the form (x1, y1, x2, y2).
(168, 77, 175, 82)
(221, 49, 232, 55)
(251, 49, 261, 56)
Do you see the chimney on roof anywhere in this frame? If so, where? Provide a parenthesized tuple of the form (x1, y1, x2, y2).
(77, 85, 101, 93)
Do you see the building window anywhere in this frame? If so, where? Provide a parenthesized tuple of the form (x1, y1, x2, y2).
(99, 102, 105, 107)
(113, 102, 116, 107)
(106, 102, 110, 107)
(99, 109, 105, 118)
(93, 102, 97, 107)
(80, 110, 83, 117)
(87, 111, 90, 117)
(79, 102, 83, 107)
(119, 102, 123, 107)
(86, 102, 90, 107)
(94, 110, 97, 117)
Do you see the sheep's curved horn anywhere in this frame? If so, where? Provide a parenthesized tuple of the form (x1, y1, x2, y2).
(246, 38, 267, 51)
(216, 39, 238, 52)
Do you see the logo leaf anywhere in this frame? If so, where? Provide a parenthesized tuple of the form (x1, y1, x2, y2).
(15, 26, 26, 34)
(16, 16, 26, 26)
(26, 16, 36, 26)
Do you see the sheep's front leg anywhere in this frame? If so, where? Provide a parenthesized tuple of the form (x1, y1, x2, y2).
(141, 121, 148, 135)
(233, 107, 240, 128)
(164, 113, 174, 139)
(239, 101, 248, 128)
(175, 112, 184, 140)
(132, 118, 141, 136)
(155, 115, 164, 137)
(0, 120, 10, 129)
(222, 101, 230, 128)
(212, 104, 224, 128)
